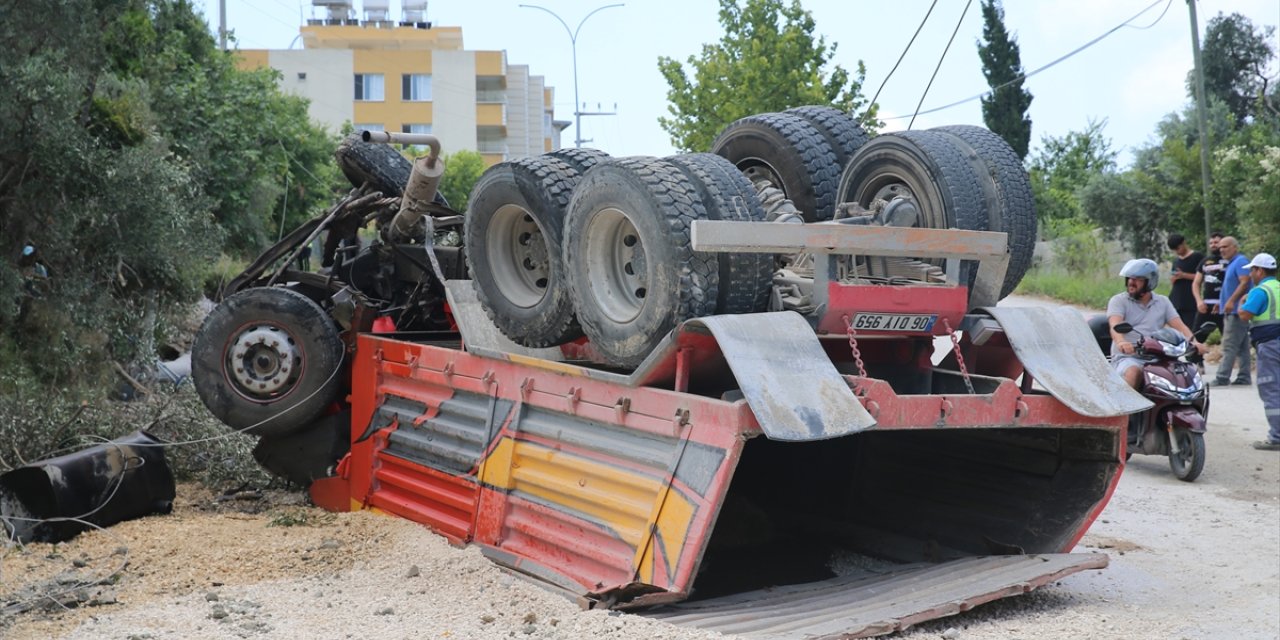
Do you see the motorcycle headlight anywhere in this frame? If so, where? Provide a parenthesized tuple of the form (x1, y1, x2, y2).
(1160, 341, 1189, 357)
(1146, 372, 1179, 394)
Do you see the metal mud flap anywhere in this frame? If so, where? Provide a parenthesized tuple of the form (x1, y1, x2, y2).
(647, 552, 1107, 639)
(685, 312, 875, 440)
(980, 306, 1151, 417)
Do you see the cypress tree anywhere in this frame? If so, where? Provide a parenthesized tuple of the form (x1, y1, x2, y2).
(977, 0, 1033, 160)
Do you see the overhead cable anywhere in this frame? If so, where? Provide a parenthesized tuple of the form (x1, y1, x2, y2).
(887, 0, 1173, 120)
(909, 0, 973, 129)
(869, 0, 940, 110)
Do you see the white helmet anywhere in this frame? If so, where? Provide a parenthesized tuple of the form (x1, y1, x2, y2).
(1119, 258, 1159, 294)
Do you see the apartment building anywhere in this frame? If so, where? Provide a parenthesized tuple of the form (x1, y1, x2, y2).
(234, 1, 566, 166)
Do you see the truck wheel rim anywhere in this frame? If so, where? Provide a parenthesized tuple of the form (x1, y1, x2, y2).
(488, 204, 549, 308)
(585, 207, 647, 323)
(736, 158, 784, 198)
(227, 324, 303, 399)
(857, 174, 946, 230)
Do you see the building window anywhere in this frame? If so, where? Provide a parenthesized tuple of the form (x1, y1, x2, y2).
(297, 72, 307, 80)
(402, 74, 432, 101)
(402, 124, 432, 135)
(354, 74, 384, 101)
(354, 123, 384, 133)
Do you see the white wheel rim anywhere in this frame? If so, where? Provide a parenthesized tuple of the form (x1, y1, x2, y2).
(584, 207, 648, 323)
(227, 324, 302, 399)
(487, 204, 550, 308)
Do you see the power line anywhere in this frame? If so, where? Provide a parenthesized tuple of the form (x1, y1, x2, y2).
(909, 0, 973, 130)
(869, 0, 939, 111)
(887, 0, 1173, 121)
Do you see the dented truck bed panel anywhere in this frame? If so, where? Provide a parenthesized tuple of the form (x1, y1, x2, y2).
(316, 313, 1129, 624)
(647, 553, 1108, 639)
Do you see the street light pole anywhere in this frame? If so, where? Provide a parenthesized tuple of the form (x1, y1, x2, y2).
(520, 3, 624, 148)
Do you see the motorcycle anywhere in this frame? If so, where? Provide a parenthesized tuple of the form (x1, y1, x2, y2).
(1088, 317, 1216, 482)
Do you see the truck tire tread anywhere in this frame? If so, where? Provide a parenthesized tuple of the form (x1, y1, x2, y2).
(465, 156, 584, 347)
(565, 157, 718, 368)
(932, 125, 1036, 298)
(712, 112, 840, 221)
(785, 105, 872, 168)
(667, 153, 773, 314)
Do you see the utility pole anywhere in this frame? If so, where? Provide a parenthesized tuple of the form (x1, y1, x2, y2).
(219, 0, 228, 51)
(520, 3, 623, 148)
(1187, 0, 1213, 240)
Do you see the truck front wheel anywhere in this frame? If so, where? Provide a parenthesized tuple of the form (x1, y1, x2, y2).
(192, 287, 344, 438)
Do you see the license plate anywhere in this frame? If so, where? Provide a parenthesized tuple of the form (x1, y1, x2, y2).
(851, 313, 937, 333)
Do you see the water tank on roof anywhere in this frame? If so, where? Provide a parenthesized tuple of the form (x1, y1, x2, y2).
(363, 0, 390, 22)
(402, 0, 428, 23)
(312, 0, 353, 21)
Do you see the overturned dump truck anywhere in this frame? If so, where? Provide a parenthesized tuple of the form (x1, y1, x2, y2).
(192, 110, 1151, 638)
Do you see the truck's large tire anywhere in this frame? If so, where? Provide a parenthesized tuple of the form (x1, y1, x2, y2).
(711, 112, 840, 222)
(545, 147, 611, 174)
(564, 157, 718, 368)
(192, 287, 344, 438)
(465, 156, 584, 347)
(335, 133, 412, 197)
(837, 130, 993, 297)
(784, 106, 871, 169)
(667, 153, 773, 314)
(932, 125, 1036, 298)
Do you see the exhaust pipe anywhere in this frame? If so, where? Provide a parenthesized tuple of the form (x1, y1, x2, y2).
(361, 130, 446, 241)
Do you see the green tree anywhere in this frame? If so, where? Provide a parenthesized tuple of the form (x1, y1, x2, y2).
(977, 0, 1033, 160)
(438, 150, 486, 213)
(658, 0, 877, 152)
(128, 2, 342, 252)
(1028, 119, 1116, 225)
(1131, 97, 1238, 245)
(0, 0, 341, 383)
(1210, 122, 1280, 247)
(1189, 12, 1277, 126)
(1078, 171, 1166, 258)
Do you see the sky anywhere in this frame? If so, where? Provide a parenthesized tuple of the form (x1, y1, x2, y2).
(196, 0, 1279, 166)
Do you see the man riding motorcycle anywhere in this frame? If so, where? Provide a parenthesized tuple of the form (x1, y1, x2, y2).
(1108, 258, 1206, 389)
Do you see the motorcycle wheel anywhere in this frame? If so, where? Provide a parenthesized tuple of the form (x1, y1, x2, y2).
(1168, 427, 1205, 482)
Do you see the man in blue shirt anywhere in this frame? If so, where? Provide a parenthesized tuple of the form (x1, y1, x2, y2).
(1239, 252, 1279, 450)
(1213, 237, 1252, 386)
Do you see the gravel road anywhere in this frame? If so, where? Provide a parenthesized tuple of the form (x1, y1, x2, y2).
(3, 296, 1277, 639)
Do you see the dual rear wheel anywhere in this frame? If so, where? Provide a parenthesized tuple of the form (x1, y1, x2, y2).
(467, 153, 773, 368)
(468, 110, 1036, 369)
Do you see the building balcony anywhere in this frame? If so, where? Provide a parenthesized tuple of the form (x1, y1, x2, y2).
(476, 103, 506, 127)
(477, 139, 508, 155)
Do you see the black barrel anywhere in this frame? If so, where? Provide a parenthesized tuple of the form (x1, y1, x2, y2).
(0, 431, 175, 543)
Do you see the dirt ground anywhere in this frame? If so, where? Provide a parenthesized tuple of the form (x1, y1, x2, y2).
(3, 297, 1277, 639)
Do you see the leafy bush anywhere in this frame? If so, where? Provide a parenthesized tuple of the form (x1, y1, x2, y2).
(1043, 218, 1108, 275)
(439, 150, 487, 213)
(201, 254, 249, 301)
(0, 358, 270, 490)
(0, 1, 342, 386)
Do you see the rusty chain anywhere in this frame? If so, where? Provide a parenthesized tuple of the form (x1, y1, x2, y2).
(941, 317, 975, 394)
(842, 315, 869, 382)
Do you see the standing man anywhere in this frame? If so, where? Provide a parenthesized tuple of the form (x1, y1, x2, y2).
(1213, 236, 1252, 386)
(1238, 252, 1279, 450)
(1193, 232, 1224, 332)
(1167, 233, 1203, 329)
